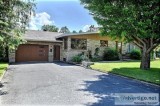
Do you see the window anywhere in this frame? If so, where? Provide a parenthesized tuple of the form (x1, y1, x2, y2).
(100, 40, 108, 47)
(64, 38, 68, 49)
(71, 38, 87, 50)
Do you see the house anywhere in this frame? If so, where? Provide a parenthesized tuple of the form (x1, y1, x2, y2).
(9, 30, 137, 63)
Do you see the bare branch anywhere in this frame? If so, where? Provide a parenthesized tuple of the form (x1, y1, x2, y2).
(143, 38, 148, 44)
(131, 35, 146, 47)
(154, 38, 160, 43)
(133, 41, 143, 49)
(147, 43, 160, 54)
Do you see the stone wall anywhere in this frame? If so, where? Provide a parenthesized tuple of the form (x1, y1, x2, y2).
(9, 49, 15, 63)
(62, 37, 120, 61)
(61, 37, 138, 62)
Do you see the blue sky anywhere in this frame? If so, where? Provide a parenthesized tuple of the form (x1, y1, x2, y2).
(29, 0, 98, 32)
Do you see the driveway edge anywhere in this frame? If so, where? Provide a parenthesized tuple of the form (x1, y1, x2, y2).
(91, 68, 160, 87)
(0, 67, 8, 82)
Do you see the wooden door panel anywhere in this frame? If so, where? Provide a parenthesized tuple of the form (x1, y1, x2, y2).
(54, 45, 60, 60)
(16, 44, 48, 62)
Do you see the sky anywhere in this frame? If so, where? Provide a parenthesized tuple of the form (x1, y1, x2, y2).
(29, 0, 98, 32)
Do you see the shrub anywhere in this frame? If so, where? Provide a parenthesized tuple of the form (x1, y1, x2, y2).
(90, 56, 102, 62)
(71, 55, 82, 63)
(130, 50, 141, 60)
(103, 48, 119, 61)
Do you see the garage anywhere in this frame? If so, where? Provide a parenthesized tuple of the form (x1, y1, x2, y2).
(16, 44, 49, 62)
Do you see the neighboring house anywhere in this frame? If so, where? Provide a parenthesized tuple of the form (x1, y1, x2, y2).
(9, 30, 137, 63)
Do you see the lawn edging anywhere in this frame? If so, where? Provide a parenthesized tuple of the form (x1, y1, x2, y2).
(91, 68, 160, 87)
(0, 69, 7, 82)
(0, 65, 8, 82)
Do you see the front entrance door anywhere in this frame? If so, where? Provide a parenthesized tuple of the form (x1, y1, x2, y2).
(54, 45, 60, 60)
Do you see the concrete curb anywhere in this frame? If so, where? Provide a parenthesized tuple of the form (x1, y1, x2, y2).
(91, 68, 160, 87)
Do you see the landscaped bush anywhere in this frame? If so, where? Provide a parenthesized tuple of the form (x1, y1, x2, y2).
(0, 47, 8, 62)
(103, 48, 119, 61)
(90, 56, 102, 62)
(156, 50, 160, 58)
(71, 55, 82, 63)
(130, 49, 141, 60)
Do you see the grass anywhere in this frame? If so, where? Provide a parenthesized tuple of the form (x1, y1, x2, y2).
(91, 60, 160, 85)
(0, 62, 8, 77)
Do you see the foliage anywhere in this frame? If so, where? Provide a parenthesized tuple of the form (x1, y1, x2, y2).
(130, 50, 141, 60)
(80, 0, 160, 69)
(0, 47, 8, 62)
(94, 47, 99, 56)
(87, 25, 95, 32)
(59, 26, 70, 33)
(91, 60, 160, 85)
(0, 0, 35, 60)
(71, 55, 82, 63)
(72, 30, 77, 33)
(103, 48, 119, 61)
(86, 50, 92, 59)
(79, 30, 83, 33)
(41, 25, 59, 32)
(90, 56, 102, 62)
(156, 51, 160, 58)
(0, 62, 8, 76)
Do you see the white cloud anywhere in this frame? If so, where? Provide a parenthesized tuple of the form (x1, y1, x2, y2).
(82, 25, 90, 32)
(28, 12, 54, 30)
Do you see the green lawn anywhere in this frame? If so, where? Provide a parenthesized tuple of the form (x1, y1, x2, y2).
(0, 63, 8, 77)
(91, 60, 160, 85)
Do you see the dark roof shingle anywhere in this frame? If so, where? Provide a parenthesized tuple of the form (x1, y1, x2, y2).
(24, 30, 63, 42)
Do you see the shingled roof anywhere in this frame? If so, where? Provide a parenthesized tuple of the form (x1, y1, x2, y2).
(56, 32, 99, 39)
(24, 30, 63, 42)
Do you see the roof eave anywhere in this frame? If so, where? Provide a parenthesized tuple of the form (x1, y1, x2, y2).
(26, 39, 63, 43)
(56, 32, 99, 39)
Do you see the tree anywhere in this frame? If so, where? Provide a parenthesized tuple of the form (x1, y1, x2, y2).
(87, 25, 95, 32)
(41, 25, 59, 32)
(0, 0, 35, 61)
(59, 26, 70, 33)
(79, 30, 83, 33)
(81, 0, 160, 70)
(72, 30, 77, 33)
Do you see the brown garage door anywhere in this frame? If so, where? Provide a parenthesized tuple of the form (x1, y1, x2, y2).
(16, 44, 49, 62)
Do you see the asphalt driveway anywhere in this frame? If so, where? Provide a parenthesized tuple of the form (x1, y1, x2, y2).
(0, 62, 159, 105)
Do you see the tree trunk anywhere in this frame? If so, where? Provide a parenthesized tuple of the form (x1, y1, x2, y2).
(140, 50, 150, 70)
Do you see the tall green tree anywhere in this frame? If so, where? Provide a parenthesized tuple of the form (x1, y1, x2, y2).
(72, 30, 77, 33)
(87, 25, 95, 32)
(0, 0, 35, 60)
(59, 26, 70, 33)
(79, 30, 83, 33)
(41, 25, 59, 32)
(81, 0, 160, 70)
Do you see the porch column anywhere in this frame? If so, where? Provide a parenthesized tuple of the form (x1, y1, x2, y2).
(67, 37, 71, 51)
(66, 37, 71, 61)
(48, 44, 53, 62)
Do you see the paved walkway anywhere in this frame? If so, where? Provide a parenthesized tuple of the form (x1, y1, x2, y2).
(0, 62, 159, 105)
